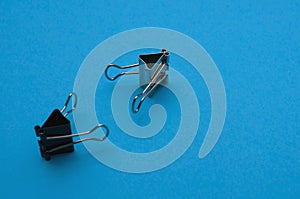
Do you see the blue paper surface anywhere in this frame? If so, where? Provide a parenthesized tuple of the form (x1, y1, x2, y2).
(1, 1, 299, 198)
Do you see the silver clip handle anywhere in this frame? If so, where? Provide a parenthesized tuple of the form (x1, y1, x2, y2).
(105, 63, 139, 81)
(132, 73, 167, 113)
(60, 92, 77, 117)
(46, 124, 109, 153)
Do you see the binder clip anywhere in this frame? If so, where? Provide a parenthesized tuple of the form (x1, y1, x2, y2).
(105, 49, 169, 113)
(34, 92, 109, 161)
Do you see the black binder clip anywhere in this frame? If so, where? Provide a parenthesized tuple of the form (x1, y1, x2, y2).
(34, 92, 109, 161)
(105, 49, 169, 113)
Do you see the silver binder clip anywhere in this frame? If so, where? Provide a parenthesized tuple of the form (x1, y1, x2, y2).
(105, 49, 169, 113)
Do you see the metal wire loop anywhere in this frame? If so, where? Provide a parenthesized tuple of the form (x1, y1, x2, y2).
(105, 63, 139, 81)
(132, 73, 167, 113)
(60, 92, 77, 117)
(46, 124, 109, 153)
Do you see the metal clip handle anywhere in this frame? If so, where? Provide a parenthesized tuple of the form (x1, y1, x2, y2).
(45, 124, 109, 153)
(60, 92, 77, 117)
(132, 63, 168, 113)
(105, 63, 139, 81)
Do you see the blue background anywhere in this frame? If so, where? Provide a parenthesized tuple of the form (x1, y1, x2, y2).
(1, 1, 299, 198)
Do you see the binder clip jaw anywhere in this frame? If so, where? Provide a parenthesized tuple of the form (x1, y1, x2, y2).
(34, 110, 73, 161)
(34, 92, 109, 161)
(105, 49, 170, 113)
(138, 48, 169, 87)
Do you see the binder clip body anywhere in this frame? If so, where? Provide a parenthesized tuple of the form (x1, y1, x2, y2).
(34, 92, 109, 161)
(105, 49, 169, 113)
